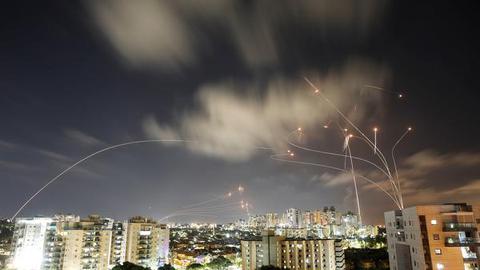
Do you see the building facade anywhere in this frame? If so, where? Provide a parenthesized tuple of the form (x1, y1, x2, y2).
(125, 217, 170, 269)
(385, 203, 480, 270)
(9, 215, 169, 270)
(10, 217, 54, 270)
(241, 230, 345, 270)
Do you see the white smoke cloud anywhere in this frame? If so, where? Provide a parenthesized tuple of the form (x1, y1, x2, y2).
(143, 60, 388, 160)
(86, 0, 388, 70)
(64, 129, 104, 146)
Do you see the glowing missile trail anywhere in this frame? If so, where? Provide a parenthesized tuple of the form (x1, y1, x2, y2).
(286, 129, 391, 178)
(270, 154, 402, 209)
(11, 137, 271, 220)
(347, 144, 362, 224)
(11, 139, 190, 220)
(363, 84, 404, 99)
(301, 78, 413, 209)
(391, 127, 413, 209)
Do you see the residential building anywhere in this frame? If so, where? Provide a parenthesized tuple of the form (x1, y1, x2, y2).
(125, 216, 170, 269)
(61, 215, 113, 270)
(9, 215, 169, 270)
(266, 213, 279, 228)
(110, 222, 128, 266)
(286, 208, 303, 228)
(10, 217, 54, 270)
(241, 230, 345, 270)
(385, 203, 480, 270)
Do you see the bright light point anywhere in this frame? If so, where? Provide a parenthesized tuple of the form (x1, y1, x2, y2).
(323, 125, 328, 129)
(314, 89, 319, 93)
(408, 127, 412, 131)
(398, 94, 403, 98)
(290, 153, 294, 157)
(287, 150, 291, 153)
(373, 127, 378, 132)
(227, 192, 232, 197)
(348, 134, 353, 138)
(297, 127, 302, 131)
(238, 185, 244, 192)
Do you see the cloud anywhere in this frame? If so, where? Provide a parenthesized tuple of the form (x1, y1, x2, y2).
(35, 149, 72, 162)
(0, 140, 16, 149)
(312, 172, 353, 187)
(64, 129, 104, 146)
(86, 0, 388, 70)
(87, 0, 196, 70)
(0, 160, 33, 171)
(143, 61, 387, 161)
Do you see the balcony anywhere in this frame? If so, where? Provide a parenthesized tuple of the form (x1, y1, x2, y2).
(445, 237, 480, 247)
(443, 222, 477, 232)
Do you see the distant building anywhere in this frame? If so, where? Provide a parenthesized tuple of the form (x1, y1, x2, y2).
(303, 211, 314, 228)
(241, 230, 345, 270)
(266, 213, 279, 228)
(385, 203, 480, 270)
(286, 208, 303, 228)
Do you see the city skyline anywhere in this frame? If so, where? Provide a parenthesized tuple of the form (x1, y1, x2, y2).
(2, 1, 480, 225)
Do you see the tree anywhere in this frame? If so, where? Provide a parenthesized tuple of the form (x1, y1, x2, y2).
(186, 263, 204, 270)
(207, 256, 232, 270)
(112, 262, 150, 270)
(158, 264, 176, 270)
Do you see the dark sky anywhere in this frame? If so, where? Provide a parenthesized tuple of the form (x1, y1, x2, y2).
(1, 1, 480, 224)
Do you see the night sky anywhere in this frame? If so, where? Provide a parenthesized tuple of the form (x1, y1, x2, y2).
(1, 1, 480, 224)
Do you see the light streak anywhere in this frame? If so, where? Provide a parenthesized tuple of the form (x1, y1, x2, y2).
(346, 144, 362, 224)
(270, 154, 402, 209)
(391, 127, 412, 209)
(11, 139, 189, 220)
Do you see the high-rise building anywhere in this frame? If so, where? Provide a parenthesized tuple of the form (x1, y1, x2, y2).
(125, 216, 170, 269)
(61, 215, 114, 270)
(385, 203, 480, 270)
(266, 213, 279, 228)
(286, 208, 303, 228)
(248, 215, 267, 229)
(10, 217, 54, 270)
(9, 215, 170, 270)
(303, 211, 314, 228)
(241, 230, 345, 270)
(313, 210, 328, 226)
(110, 222, 128, 266)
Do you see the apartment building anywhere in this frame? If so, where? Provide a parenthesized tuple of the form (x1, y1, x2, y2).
(125, 216, 170, 269)
(9, 215, 169, 270)
(241, 230, 345, 270)
(385, 203, 480, 270)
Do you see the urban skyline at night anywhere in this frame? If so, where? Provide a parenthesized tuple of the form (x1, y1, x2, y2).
(2, 1, 480, 269)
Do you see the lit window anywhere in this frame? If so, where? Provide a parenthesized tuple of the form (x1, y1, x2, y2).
(436, 263, 444, 269)
(431, 219, 437, 225)
(434, 248, 442, 255)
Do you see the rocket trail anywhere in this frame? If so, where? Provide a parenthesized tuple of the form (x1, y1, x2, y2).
(270, 154, 401, 209)
(11, 139, 190, 220)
